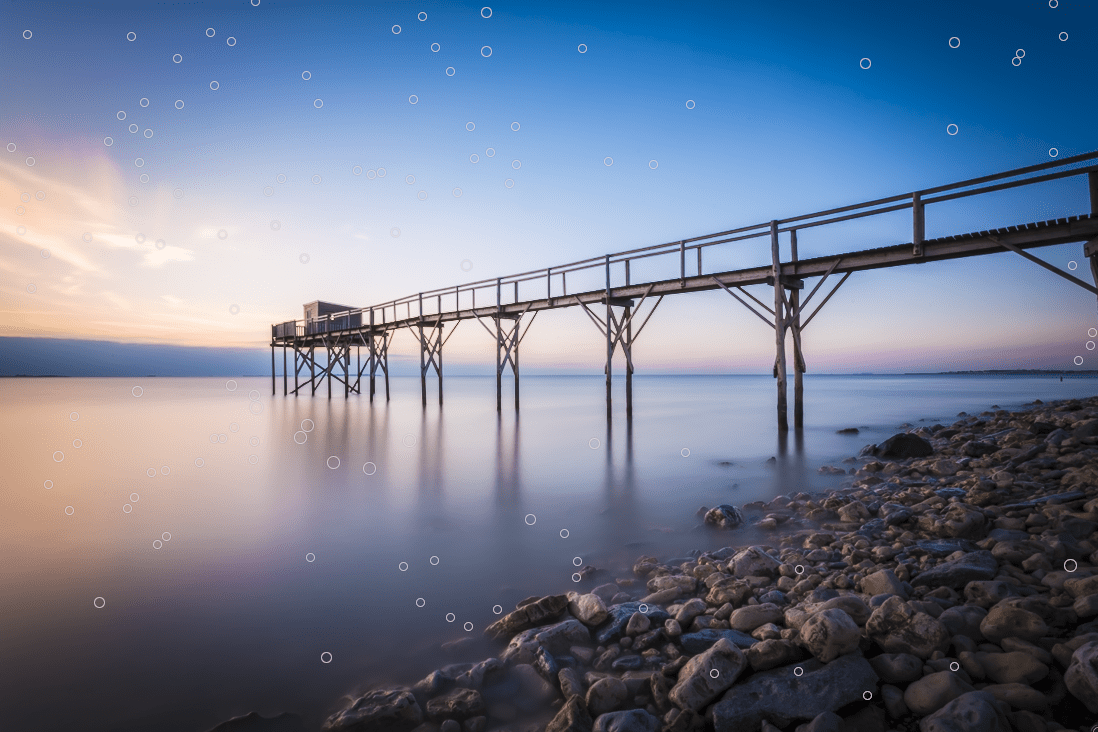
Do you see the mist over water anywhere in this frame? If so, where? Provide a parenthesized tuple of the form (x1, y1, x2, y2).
(2, 373, 1096, 732)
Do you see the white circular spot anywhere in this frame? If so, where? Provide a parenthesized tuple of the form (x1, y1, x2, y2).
(314, 99, 323, 108)
(481, 7, 492, 18)
(327, 456, 340, 469)
(173, 188, 183, 199)
(486, 148, 495, 157)
(320, 652, 332, 663)
(18, 226, 27, 235)
(403, 434, 416, 447)
(418, 190, 427, 200)
(505, 178, 514, 188)
(35, 191, 44, 200)
(127, 32, 137, 41)
(263, 186, 274, 196)
(148, 467, 156, 476)
(227, 37, 236, 46)
(44, 480, 53, 490)
(710, 669, 720, 678)
(218, 434, 227, 443)
(391, 227, 401, 237)
(294, 431, 308, 444)
(406, 174, 415, 185)
(949, 661, 960, 671)
(1050, 148, 1059, 158)
(795, 564, 805, 574)
(649, 160, 658, 169)
(312, 174, 322, 184)
(460, 259, 473, 271)
(949, 37, 960, 49)
(794, 666, 803, 677)
(123, 503, 132, 513)
(863, 691, 873, 701)
(306, 553, 315, 562)
(195, 457, 204, 467)
(685, 99, 695, 109)
(419, 11, 427, 21)
(6, 143, 15, 152)
(206, 28, 215, 37)
(140, 174, 149, 183)
(464, 621, 474, 632)
(1016, 49, 1025, 58)
(23, 30, 32, 39)
(229, 304, 240, 315)
(143, 129, 153, 138)
(15, 205, 25, 216)
(681, 448, 691, 457)
(1090, 328, 1098, 338)
(26, 157, 34, 166)
(481, 46, 492, 57)
(859, 58, 871, 69)
(229, 422, 239, 433)
(1089, 342, 1096, 351)
(27, 283, 37, 294)
(363, 462, 377, 475)
(72, 439, 82, 449)
(135, 233, 146, 244)
(132, 386, 143, 397)
(446, 613, 456, 622)
(367, 169, 376, 179)
(139, 98, 149, 107)
(393, 25, 401, 34)
(416, 598, 426, 607)
(398, 561, 409, 571)
(226, 379, 238, 391)
(272, 221, 283, 231)
(1012, 56, 1021, 66)
(578, 44, 587, 53)
(639, 604, 649, 614)
(248, 454, 259, 465)
(492, 604, 503, 614)
(1050, 0, 1058, 6)
(524, 514, 536, 525)
(251, 0, 260, 5)
(946, 124, 959, 135)
(93, 597, 106, 608)
(429, 555, 440, 565)
(512, 159, 521, 170)
(445, 67, 455, 76)
(134, 157, 144, 168)
(153, 540, 163, 549)
(1076, 356, 1084, 366)
(560, 529, 569, 538)
(104, 137, 114, 147)
(65, 505, 74, 515)
(302, 70, 311, 80)
(603, 157, 613, 166)
(353, 165, 362, 175)
(572, 573, 582, 582)
(70, 412, 79, 423)
(379, 168, 386, 177)
(161, 466, 170, 475)
(470, 153, 479, 164)
(511, 122, 520, 131)
(163, 532, 171, 541)
(1065, 559, 1079, 572)
(589, 438, 600, 449)
(217, 229, 228, 240)
(53, 451, 64, 462)
(210, 81, 219, 90)
(573, 557, 582, 566)
(277, 173, 287, 183)
(453, 188, 462, 197)
(173, 53, 182, 63)
(128, 196, 139, 207)
(1068, 260, 1078, 270)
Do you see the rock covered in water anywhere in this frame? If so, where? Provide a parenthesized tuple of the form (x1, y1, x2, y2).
(875, 432, 934, 459)
(483, 594, 568, 640)
(704, 504, 745, 529)
(322, 688, 423, 732)
(207, 712, 304, 732)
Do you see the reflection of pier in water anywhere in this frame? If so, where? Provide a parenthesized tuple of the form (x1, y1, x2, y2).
(271, 152, 1098, 431)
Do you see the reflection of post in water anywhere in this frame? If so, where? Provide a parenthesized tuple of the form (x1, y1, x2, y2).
(494, 412, 521, 506)
(417, 409, 445, 498)
(365, 396, 390, 483)
(772, 427, 808, 497)
(601, 418, 636, 502)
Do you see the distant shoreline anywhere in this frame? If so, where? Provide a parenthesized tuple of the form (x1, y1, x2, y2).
(4, 371, 1098, 379)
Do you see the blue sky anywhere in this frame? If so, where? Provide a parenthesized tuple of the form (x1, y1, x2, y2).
(1, 0, 1096, 374)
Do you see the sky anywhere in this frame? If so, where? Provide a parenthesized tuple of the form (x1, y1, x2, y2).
(1, 0, 1097, 375)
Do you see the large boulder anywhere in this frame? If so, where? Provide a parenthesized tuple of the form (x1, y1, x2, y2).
(669, 637, 747, 712)
(730, 546, 782, 578)
(709, 654, 879, 731)
(569, 593, 609, 627)
(322, 688, 423, 732)
(593, 710, 661, 732)
(903, 671, 974, 716)
(424, 688, 486, 722)
(911, 551, 997, 589)
(799, 608, 861, 663)
(919, 691, 1010, 732)
(978, 604, 1048, 644)
(1065, 640, 1098, 712)
(484, 595, 568, 639)
(545, 695, 594, 732)
(729, 603, 784, 633)
(865, 596, 950, 659)
(704, 505, 745, 529)
(876, 433, 934, 459)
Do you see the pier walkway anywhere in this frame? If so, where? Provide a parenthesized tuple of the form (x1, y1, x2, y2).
(270, 151, 1098, 431)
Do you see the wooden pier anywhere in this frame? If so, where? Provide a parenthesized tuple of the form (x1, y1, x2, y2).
(271, 152, 1098, 431)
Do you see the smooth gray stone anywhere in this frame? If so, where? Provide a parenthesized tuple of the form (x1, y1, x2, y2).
(912, 551, 997, 589)
(595, 603, 670, 645)
(680, 629, 758, 654)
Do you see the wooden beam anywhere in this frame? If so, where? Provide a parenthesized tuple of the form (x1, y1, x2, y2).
(772, 221, 788, 433)
(988, 235, 1098, 296)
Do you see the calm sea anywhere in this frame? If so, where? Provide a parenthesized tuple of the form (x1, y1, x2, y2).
(2, 374, 1096, 732)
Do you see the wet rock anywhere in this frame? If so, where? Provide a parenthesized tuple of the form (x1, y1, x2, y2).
(207, 712, 304, 732)
(860, 569, 906, 599)
(425, 689, 486, 722)
(484, 595, 568, 640)
(669, 637, 747, 711)
(545, 696, 594, 732)
(558, 668, 584, 700)
(625, 612, 650, 636)
(586, 677, 628, 716)
(592, 709, 660, 732)
(729, 603, 784, 633)
(706, 578, 752, 606)
(881, 684, 908, 719)
(569, 593, 609, 627)
(865, 596, 951, 659)
(978, 604, 1048, 644)
(937, 504, 986, 539)
(322, 688, 423, 732)
(799, 608, 861, 663)
(745, 638, 809, 672)
(937, 605, 987, 641)
(1064, 640, 1098, 712)
(731, 546, 782, 578)
(963, 581, 1015, 609)
(675, 598, 707, 626)
(876, 433, 934, 459)
(595, 603, 670, 645)
(838, 500, 871, 523)
(709, 654, 879, 732)
(978, 683, 1048, 712)
(918, 690, 1010, 732)
(902, 671, 974, 716)
(704, 505, 745, 529)
(911, 551, 998, 589)
(679, 629, 757, 654)
(915, 539, 980, 558)
(868, 653, 923, 684)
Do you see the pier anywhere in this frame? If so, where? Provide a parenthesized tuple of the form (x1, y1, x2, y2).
(271, 151, 1098, 431)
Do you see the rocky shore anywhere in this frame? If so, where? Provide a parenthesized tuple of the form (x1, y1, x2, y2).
(227, 394, 1098, 732)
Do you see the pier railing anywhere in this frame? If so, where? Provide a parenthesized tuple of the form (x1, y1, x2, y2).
(273, 149, 1098, 336)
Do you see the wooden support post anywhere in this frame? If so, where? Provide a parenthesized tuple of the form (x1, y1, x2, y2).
(310, 346, 316, 396)
(772, 220, 788, 433)
(606, 255, 613, 420)
(1089, 171, 1098, 213)
(697, 246, 702, 276)
(679, 241, 686, 286)
(547, 268, 551, 301)
(327, 343, 332, 399)
(368, 310, 376, 401)
(271, 346, 275, 395)
(790, 229, 804, 430)
(383, 335, 390, 402)
(293, 338, 299, 397)
(345, 344, 349, 399)
(419, 294, 426, 407)
(283, 345, 287, 396)
(625, 303, 633, 419)
(913, 192, 925, 256)
(496, 278, 503, 412)
(356, 346, 360, 395)
(513, 318, 520, 411)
